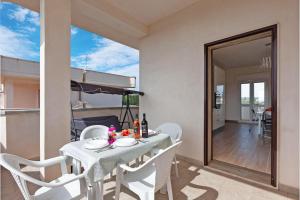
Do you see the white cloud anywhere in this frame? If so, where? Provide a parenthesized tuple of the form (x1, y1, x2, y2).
(0, 25, 38, 59)
(9, 6, 39, 26)
(27, 11, 39, 26)
(71, 27, 79, 35)
(71, 38, 139, 71)
(20, 26, 36, 33)
(9, 7, 29, 22)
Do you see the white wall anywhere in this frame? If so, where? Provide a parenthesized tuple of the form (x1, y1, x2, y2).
(213, 65, 225, 130)
(0, 111, 40, 159)
(140, 0, 299, 191)
(225, 66, 271, 121)
(0, 56, 135, 108)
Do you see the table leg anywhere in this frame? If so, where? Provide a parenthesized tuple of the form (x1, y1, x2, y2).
(87, 185, 94, 200)
(72, 159, 81, 175)
(97, 180, 104, 200)
(89, 180, 104, 200)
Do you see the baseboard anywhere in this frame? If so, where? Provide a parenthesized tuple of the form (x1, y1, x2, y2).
(225, 120, 239, 123)
(278, 183, 299, 196)
(225, 120, 258, 125)
(176, 154, 203, 167)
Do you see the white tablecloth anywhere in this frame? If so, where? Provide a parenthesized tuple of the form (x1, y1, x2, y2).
(60, 133, 172, 183)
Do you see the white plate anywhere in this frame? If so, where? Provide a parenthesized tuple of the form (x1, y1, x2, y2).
(84, 140, 109, 150)
(148, 129, 158, 136)
(114, 138, 137, 147)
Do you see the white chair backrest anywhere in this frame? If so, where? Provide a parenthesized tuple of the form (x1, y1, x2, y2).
(80, 125, 109, 140)
(154, 142, 181, 190)
(137, 142, 181, 190)
(155, 123, 182, 143)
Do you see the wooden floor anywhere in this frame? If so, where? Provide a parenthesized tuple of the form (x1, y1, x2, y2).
(213, 122, 271, 174)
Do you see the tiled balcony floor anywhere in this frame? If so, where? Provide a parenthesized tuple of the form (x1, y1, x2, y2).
(1, 159, 297, 200)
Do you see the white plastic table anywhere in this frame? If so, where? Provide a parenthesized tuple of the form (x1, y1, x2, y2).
(60, 133, 172, 199)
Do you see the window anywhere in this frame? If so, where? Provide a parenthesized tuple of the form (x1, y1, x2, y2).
(254, 82, 265, 109)
(241, 83, 251, 120)
(241, 82, 265, 121)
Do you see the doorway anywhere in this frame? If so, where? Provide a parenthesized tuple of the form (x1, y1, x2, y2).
(204, 25, 277, 186)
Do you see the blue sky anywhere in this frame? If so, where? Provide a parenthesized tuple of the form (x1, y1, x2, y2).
(0, 2, 139, 86)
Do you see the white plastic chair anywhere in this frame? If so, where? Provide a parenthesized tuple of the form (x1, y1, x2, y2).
(142, 123, 182, 177)
(156, 123, 183, 144)
(80, 125, 110, 200)
(0, 153, 89, 200)
(80, 125, 109, 140)
(156, 123, 182, 177)
(115, 142, 182, 200)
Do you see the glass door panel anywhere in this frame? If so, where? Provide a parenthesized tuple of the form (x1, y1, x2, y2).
(241, 82, 266, 121)
(253, 82, 265, 113)
(241, 83, 251, 121)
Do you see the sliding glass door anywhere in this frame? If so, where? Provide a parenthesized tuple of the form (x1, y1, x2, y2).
(253, 82, 265, 113)
(240, 82, 265, 121)
(241, 83, 251, 121)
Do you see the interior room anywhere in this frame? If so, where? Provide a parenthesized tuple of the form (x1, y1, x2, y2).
(211, 34, 273, 182)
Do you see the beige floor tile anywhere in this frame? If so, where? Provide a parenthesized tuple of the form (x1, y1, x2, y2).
(1, 159, 297, 200)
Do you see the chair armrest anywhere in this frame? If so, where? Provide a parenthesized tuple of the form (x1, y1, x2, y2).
(118, 164, 140, 172)
(118, 155, 157, 173)
(118, 162, 152, 173)
(13, 170, 86, 188)
(24, 159, 92, 188)
(20, 156, 68, 168)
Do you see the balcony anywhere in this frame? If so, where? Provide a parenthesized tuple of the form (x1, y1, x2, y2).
(0, 0, 299, 199)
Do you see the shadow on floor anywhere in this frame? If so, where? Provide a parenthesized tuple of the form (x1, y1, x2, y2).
(103, 159, 218, 200)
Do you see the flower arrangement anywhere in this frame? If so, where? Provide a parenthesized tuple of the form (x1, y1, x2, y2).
(108, 125, 116, 144)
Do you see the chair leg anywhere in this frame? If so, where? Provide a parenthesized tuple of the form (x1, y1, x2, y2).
(139, 192, 155, 200)
(174, 156, 179, 177)
(72, 159, 81, 175)
(167, 177, 173, 200)
(87, 184, 95, 200)
(115, 167, 122, 200)
(96, 180, 104, 200)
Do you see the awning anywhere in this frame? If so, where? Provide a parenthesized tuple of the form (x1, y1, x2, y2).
(71, 80, 144, 96)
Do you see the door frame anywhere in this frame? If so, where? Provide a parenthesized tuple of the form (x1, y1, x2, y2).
(204, 25, 277, 186)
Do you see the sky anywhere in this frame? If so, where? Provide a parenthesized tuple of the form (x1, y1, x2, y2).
(0, 2, 139, 88)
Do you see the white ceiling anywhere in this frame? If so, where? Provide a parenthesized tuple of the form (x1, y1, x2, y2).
(108, 0, 200, 25)
(213, 37, 272, 69)
(9, 0, 201, 48)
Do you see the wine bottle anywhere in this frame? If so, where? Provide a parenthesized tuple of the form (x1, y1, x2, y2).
(141, 113, 148, 138)
(133, 114, 140, 139)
